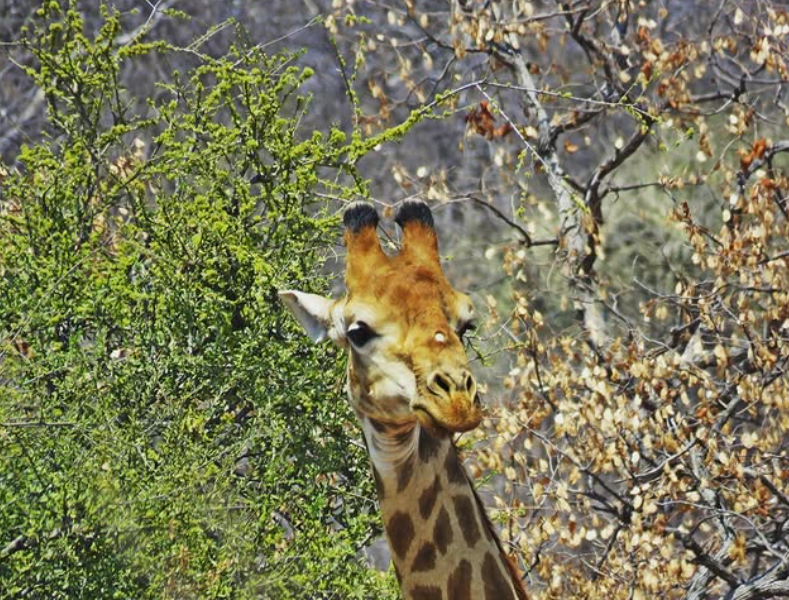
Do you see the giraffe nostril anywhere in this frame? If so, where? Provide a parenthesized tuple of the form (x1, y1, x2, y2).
(474, 393, 482, 406)
(433, 374, 452, 395)
(465, 374, 474, 393)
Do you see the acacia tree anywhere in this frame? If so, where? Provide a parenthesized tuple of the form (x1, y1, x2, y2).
(0, 4, 397, 598)
(323, 1, 789, 598)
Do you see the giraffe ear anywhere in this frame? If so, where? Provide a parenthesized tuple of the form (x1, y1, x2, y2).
(279, 290, 335, 343)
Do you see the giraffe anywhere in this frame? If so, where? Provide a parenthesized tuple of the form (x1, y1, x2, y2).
(279, 200, 528, 600)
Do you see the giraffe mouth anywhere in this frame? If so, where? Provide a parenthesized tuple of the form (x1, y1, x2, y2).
(412, 398, 482, 434)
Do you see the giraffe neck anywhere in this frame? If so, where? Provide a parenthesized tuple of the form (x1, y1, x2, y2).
(360, 416, 527, 600)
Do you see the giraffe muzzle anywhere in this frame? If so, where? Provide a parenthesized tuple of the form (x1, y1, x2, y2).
(414, 369, 483, 433)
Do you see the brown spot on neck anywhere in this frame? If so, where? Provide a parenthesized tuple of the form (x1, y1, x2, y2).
(447, 559, 473, 600)
(410, 541, 437, 573)
(418, 475, 441, 520)
(465, 471, 530, 599)
(418, 426, 443, 462)
(386, 511, 415, 560)
(410, 585, 443, 600)
(482, 551, 516, 600)
(397, 454, 415, 492)
(433, 505, 453, 554)
(445, 446, 467, 485)
(452, 495, 481, 548)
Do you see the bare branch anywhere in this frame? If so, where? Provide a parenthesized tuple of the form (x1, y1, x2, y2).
(726, 564, 789, 600)
(676, 528, 741, 589)
(456, 194, 558, 248)
(485, 26, 610, 345)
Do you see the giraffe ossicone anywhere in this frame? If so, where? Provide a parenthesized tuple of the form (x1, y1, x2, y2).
(280, 200, 527, 600)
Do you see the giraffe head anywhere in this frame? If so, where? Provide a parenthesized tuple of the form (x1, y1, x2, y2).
(280, 201, 482, 435)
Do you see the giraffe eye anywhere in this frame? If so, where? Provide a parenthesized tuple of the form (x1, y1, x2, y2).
(457, 321, 476, 340)
(347, 321, 378, 347)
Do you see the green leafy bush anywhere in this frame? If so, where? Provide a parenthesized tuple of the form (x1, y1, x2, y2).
(0, 4, 395, 598)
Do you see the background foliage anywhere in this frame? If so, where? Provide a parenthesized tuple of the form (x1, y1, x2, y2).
(2, 1, 789, 599)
